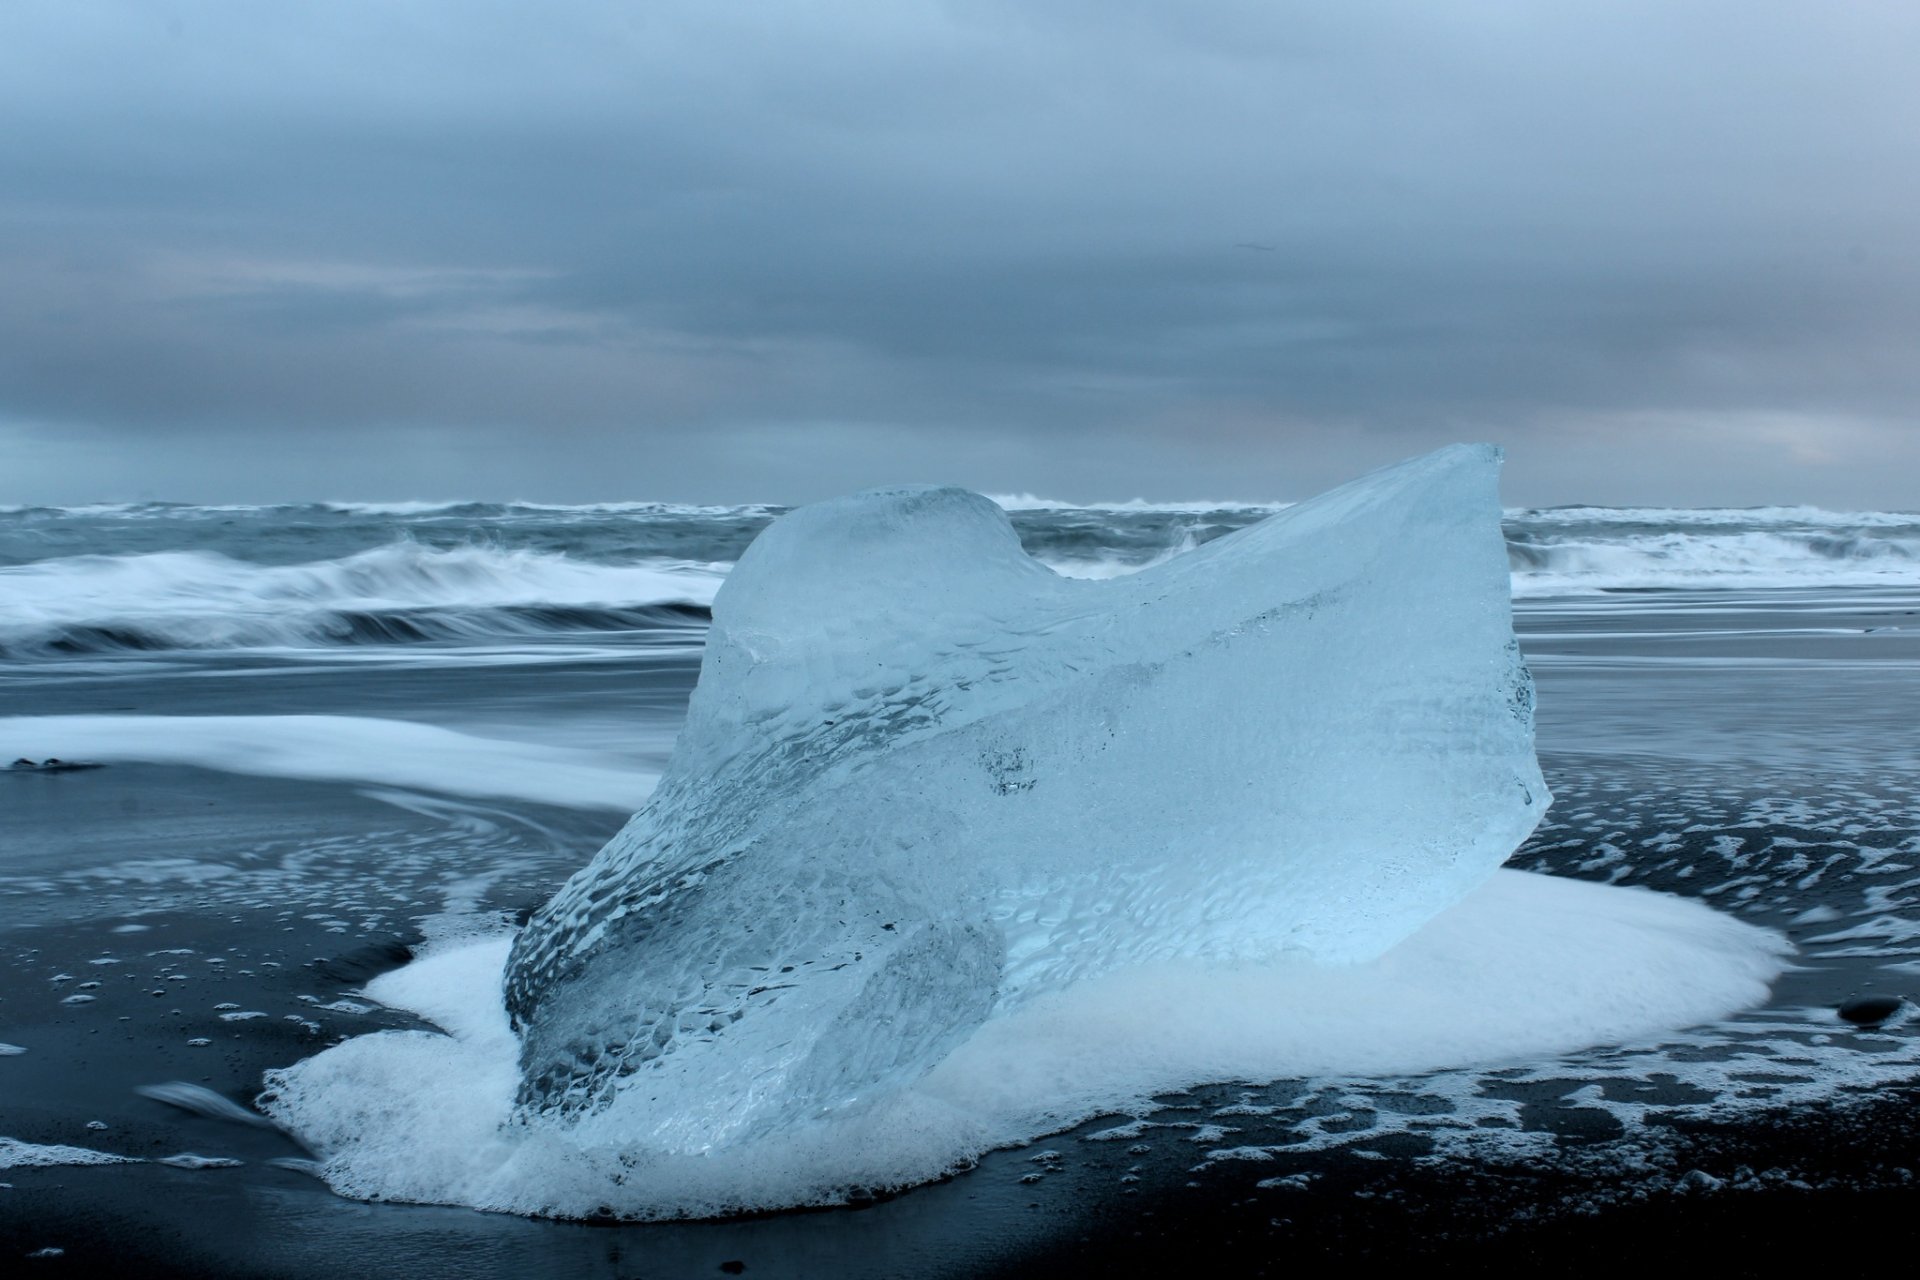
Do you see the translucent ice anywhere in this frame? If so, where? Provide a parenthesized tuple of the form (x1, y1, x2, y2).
(502, 444, 1549, 1151)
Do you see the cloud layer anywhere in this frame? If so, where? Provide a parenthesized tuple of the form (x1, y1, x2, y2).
(4, 2, 1918, 505)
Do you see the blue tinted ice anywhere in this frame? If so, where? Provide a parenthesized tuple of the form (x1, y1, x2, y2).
(503, 444, 1548, 1152)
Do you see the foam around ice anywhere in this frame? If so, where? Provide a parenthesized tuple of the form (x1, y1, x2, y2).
(260, 870, 1786, 1219)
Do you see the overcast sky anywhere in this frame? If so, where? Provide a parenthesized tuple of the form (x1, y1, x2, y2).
(3, 2, 1918, 507)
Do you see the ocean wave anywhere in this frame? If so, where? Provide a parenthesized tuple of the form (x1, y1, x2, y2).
(3, 507, 1918, 657)
(0, 543, 722, 656)
(1038, 531, 1207, 580)
(0, 499, 784, 520)
(1512, 503, 1920, 529)
(1029, 515, 1920, 593)
(1507, 528, 1920, 595)
(313, 499, 789, 520)
(989, 493, 1292, 514)
(10, 497, 1915, 528)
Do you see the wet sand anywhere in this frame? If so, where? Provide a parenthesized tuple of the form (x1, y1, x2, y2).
(5, 590, 1919, 1276)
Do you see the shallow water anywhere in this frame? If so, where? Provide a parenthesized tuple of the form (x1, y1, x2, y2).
(3, 505, 1919, 1273)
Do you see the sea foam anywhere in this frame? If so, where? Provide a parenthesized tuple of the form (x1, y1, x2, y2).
(262, 870, 1785, 1219)
(0, 714, 656, 811)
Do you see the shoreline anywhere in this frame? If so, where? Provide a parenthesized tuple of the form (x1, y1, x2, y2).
(4, 754, 1917, 1275)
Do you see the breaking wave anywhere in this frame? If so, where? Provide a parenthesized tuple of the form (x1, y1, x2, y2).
(0, 543, 721, 657)
(1028, 516, 1920, 594)
(2, 504, 1917, 659)
(999, 499, 1920, 593)
(1506, 526, 1920, 595)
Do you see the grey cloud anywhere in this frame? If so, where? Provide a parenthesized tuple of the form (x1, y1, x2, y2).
(2, 2, 1919, 505)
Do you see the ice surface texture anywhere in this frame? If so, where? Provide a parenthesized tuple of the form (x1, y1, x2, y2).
(503, 444, 1549, 1151)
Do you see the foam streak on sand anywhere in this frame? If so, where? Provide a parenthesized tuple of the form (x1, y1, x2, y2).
(261, 871, 1787, 1220)
(0, 1137, 138, 1170)
(0, 715, 656, 811)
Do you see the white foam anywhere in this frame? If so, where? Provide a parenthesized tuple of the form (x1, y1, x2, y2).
(0, 715, 656, 811)
(157, 1153, 245, 1170)
(0, 1137, 138, 1170)
(263, 870, 1786, 1221)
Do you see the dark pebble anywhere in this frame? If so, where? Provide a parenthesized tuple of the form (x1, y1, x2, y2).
(1838, 995, 1905, 1025)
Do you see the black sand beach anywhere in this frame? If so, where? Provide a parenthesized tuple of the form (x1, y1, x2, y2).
(4, 581, 1918, 1276)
